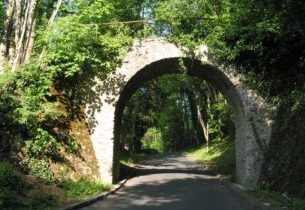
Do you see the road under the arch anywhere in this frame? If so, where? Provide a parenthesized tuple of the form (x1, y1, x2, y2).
(79, 153, 257, 210)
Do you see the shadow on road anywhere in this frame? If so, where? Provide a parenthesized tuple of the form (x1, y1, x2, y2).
(120, 153, 218, 180)
(82, 173, 247, 210)
(80, 153, 252, 210)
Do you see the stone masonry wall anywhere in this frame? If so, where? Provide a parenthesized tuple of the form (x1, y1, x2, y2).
(85, 38, 272, 188)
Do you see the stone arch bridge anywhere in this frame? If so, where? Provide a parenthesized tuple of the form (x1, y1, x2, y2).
(85, 38, 272, 189)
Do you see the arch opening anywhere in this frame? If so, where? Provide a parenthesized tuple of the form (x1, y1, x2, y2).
(113, 57, 249, 186)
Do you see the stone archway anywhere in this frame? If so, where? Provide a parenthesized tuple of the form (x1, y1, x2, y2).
(86, 38, 272, 189)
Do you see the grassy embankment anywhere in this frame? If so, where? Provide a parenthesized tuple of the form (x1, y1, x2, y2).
(250, 189, 305, 210)
(0, 161, 111, 210)
(186, 138, 235, 181)
(186, 139, 305, 210)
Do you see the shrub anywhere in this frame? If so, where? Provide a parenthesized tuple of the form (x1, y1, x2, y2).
(23, 191, 57, 210)
(0, 161, 24, 209)
(22, 158, 55, 184)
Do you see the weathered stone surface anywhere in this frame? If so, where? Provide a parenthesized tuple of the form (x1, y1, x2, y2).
(86, 38, 272, 188)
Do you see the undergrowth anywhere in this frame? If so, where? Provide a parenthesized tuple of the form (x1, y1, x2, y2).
(251, 189, 305, 210)
(0, 161, 111, 209)
(61, 178, 111, 200)
(0, 161, 57, 210)
(0, 161, 25, 209)
(259, 92, 305, 198)
(186, 137, 235, 181)
(120, 152, 145, 166)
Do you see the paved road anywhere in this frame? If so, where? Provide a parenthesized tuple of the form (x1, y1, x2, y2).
(80, 153, 252, 210)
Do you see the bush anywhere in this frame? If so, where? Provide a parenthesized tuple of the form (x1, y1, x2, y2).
(252, 189, 305, 210)
(260, 92, 305, 197)
(24, 128, 61, 159)
(22, 158, 55, 184)
(141, 127, 165, 153)
(187, 137, 235, 180)
(0, 161, 24, 209)
(23, 191, 57, 210)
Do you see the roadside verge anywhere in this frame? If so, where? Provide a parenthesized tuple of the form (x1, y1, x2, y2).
(57, 179, 128, 210)
(225, 183, 279, 210)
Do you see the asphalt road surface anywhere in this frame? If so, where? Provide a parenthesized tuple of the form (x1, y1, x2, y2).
(79, 153, 253, 210)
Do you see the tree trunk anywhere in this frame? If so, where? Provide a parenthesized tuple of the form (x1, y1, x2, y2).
(23, 0, 37, 63)
(47, 0, 63, 28)
(12, 0, 31, 70)
(183, 99, 191, 146)
(0, 0, 15, 71)
(186, 89, 205, 145)
(185, 83, 210, 150)
(196, 103, 209, 151)
(13, 0, 22, 54)
(207, 83, 217, 104)
(39, 0, 63, 61)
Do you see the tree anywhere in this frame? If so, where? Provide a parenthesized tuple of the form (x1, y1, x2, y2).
(155, 0, 305, 197)
(0, 0, 142, 181)
(0, 0, 67, 71)
(121, 74, 234, 153)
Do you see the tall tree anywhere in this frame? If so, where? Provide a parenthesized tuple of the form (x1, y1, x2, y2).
(0, 0, 64, 71)
(0, 0, 15, 70)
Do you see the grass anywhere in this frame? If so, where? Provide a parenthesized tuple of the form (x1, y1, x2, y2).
(120, 152, 145, 166)
(0, 161, 113, 209)
(251, 188, 305, 210)
(186, 141, 305, 209)
(22, 191, 58, 210)
(61, 177, 111, 200)
(0, 161, 61, 210)
(186, 138, 235, 181)
(22, 178, 111, 209)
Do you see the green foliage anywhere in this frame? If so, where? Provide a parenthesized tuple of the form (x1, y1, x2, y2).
(1, 0, 303, 203)
(208, 95, 234, 140)
(0, 162, 57, 210)
(260, 91, 305, 197)
(61, 178, 111, 199)
(0, 161, 24, 189)
(187, 137, 235, 180)
(0, 64, 77, 183)
(156, 98, 186, 151)
(0, 0, 135, 184)
(25, 129, 61, 159)
(154, 0, 305, 198)
(122, 74, 195, 153)
(0, 188, 19, 210)
(155, 0, 305, 98)
(251, 189, 305, 210)
(0, 161, 24, 209)
(122, 74, 234, 155)
(14, 63, 58, 126)
(0, 79, 23, 156)
(121, 78, 165, 153)
(0, 1, 5, 33)
(22, 192, 57, 210)
(120, 153, 145, 167)
(22, 158, 55, 184)
(142, 127, 165, 153)
(43, 15, 131, 79)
